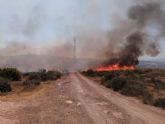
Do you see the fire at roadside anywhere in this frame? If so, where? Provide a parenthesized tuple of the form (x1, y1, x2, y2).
(97, 1, 165, 70)
(95, 64, 135, 72)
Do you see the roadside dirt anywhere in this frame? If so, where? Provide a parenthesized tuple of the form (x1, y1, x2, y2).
(0, 73, 165, 124)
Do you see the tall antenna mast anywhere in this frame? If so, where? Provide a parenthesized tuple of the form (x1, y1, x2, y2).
(73, 37, 77, 60)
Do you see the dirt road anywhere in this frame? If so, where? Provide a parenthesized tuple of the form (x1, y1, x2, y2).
(0, 73, 165, 124)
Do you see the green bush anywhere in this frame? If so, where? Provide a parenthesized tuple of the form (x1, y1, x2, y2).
(103, 80, 112, 88)
(28, 72, 41, 80)
(0, 68, 21, 81)
(153, 98, 165, 108)
(39, 69, 48, 81)
(103, 72, 116, 81)
(85, 69, 165, 108)
(0, 77, 12, 92)
(109, 77, 126, 91)
(47, 71, 62, 80)
(153, 79, 165, 90)
(120, 79, 154, 104)
(102, 71, 120, 83)
(39, 69, 62, 81)
(121, 80, 147, 97)
(27, 70, 62, 81)
(143, 92, 154, 105)
(124, 70, 135, 76)
(102, 76, 127, 91)
(85, 69, 95, 77)
(132, 69, 141, 74)
(23, 80, 41, 90)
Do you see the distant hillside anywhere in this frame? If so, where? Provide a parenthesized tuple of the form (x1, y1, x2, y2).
(139, 60, 165, 68)
(0, 54, 165, 71)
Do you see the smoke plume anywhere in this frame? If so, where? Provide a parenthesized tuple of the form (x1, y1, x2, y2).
(0, 0, 165, 71)
(103, 1, 164, 66)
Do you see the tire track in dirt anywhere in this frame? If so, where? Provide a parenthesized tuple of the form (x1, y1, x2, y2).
(0, 73, 165, 124)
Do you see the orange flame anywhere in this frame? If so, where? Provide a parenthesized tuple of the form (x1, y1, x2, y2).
(95, 64, 135, 72)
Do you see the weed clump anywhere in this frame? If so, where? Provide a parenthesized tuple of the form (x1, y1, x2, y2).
(104, 77, 126, 91)
(0, 68, 21, 81)
(26, 69, 62, 81)
(23, 80, 41, 90)
(0, 77, 12, 93)
(153, 98, 165, 109)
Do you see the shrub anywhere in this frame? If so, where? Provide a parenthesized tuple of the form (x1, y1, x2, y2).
(37, 69, 47, 81)
(23, 80, 41, 90)
(153, 98, 165, 108)
(121, 80, 148, 97)
(103, 80, 112, 88)
(102, 71, 119, 82)
(153, 79, 165, 90)
(109, 77, 126, 91)
(28, 70, 62, 81)
(124, 70, 135, 76)
(0, 68, 22, 81)
(28, 72, 41, 80)
(103, 73, 115, 82)
(85, 69, 95, 77)
(143, 92, 154, 105)
(102, 76, 127, 91)
(47, 71, 62, 80)
(0, 77, 12, 93)
(133, 69, 141, 74)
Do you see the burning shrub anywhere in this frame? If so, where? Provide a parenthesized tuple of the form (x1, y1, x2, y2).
(95, 64, 135, 72)
(0, 77, 12, 93)
(0, 68, 22, 81)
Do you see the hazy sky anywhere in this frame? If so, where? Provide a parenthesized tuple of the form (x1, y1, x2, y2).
(0, 0, 164, 58)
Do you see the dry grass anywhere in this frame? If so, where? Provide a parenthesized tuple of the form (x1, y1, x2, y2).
(0, 80, 54, 102)
(0, 69, 62, 101)
(83, 68, 165, 109)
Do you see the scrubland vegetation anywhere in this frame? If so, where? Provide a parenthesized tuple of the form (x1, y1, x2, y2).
(0, 68, 62, 93)
(83, 69, 165, 109)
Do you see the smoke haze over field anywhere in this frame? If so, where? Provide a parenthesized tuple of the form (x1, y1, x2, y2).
(103, 1, 164, 66)
(0, 0, 165, 71)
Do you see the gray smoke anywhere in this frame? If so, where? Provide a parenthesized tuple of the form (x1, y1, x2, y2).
(103, 1, 164, 66)
(0, 0, 165, 71)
